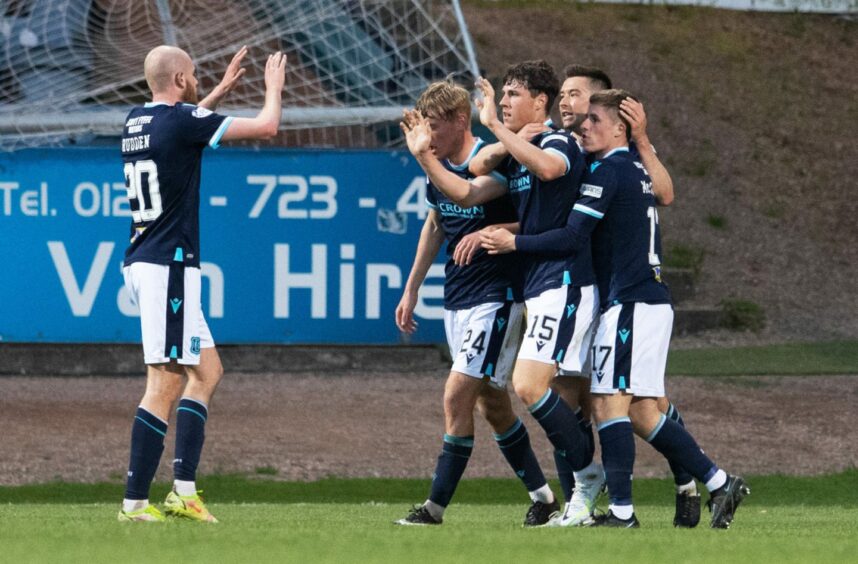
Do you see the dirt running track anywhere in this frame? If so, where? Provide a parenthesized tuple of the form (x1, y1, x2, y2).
(0, 372, 856, 486)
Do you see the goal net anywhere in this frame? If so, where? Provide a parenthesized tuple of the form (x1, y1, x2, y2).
(0, 0, 480, 151)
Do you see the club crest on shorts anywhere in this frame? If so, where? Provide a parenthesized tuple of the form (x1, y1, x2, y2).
(190, 337, 200, 355)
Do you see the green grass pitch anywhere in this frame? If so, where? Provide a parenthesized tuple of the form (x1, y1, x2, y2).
(1, 472, 856, 563)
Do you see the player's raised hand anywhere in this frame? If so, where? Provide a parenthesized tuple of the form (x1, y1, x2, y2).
(480, 227, 516, 254)
(395, 292, 419, 334)
(400, 109, 432, 156)
(475, 77, 499, 127)
(264, 51, 287, 92)
(620, 97, 648, 143)
(517, 121, 551, 141)
(453, 231, 484, 266)
(216, 45, 248, 96)
(197, 45, 250, 110)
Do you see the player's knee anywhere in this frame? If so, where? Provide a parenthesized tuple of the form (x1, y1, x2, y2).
(512, 378, 544, 407)
(142, 379, 182, 409)
(443, 388, 469, 422)
(590, 396, 611, 424)
(188, 355, 223, 389)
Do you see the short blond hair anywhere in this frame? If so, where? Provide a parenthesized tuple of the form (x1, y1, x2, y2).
(415, 80, 471, 121)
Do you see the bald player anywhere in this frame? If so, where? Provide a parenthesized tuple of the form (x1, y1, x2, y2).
(117, 45, 285, 523)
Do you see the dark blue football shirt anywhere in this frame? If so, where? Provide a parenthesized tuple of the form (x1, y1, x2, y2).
(497, 129, 592, 299)
(515, 147, 671, 309)
(426, 138, 521, 310)
(121, 102, 232, 268)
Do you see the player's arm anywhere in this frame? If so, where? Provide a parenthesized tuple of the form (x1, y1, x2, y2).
(401, 110, 508, 208)
(220, 52, 286, 141)
(453, 221, 520, 266)
(469, 123, 551, 176)
(198, 46, 248, 111)
(621, 97, 674, 206)
(481, 210, 597, 257)
(468, 141, 507, 177)
(481, 167, 617, 256)
(396, 209, 445, 333)
(475, 78, 567, 181)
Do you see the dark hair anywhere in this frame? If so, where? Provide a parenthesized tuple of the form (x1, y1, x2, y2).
(589, 88, 638, 141)
(563, 65, 612, 91)
(502, 60, 560, 110)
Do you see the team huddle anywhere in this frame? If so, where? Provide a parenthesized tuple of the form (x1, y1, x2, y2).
(117, 46, 748, 529)
(395, 61, 749, 529)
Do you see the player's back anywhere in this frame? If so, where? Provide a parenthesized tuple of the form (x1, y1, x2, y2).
(589, 150, 671, 307)
(121, 102, 230, 268)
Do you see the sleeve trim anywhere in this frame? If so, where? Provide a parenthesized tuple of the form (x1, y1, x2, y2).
(208, 116, 233, 149)
(539, 134, 568, 147)
(544, 147, 571, 175)
(573, 203, 604, 219)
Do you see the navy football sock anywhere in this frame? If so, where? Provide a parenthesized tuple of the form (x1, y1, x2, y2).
(647, 415, 719, 484)
(428, 434, 473, 508)
(529, 390, 591, 472)
(554, 449, 575, 502)
(579, 412, 596, 462)
(665, 403, 695, 486)
(124, 407, 167, 500)
(173, 397, 208, 482)
(598, 418, 635, 508)
(494, 419, 548, 493)
(554, 407, 589, 502)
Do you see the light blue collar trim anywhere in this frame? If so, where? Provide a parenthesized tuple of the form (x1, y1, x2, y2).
(601, 146, 630, 159)
(445, 137, 483, 171)
(144, 102, 169, 108)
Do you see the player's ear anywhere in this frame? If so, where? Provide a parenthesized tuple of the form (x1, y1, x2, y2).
(174, 71, 186, 90)
(457, 111, 468, 129)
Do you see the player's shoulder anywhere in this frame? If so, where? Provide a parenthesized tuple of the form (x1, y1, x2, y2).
(175, 103, 220, 120)
(611, 150, 649, 181)
(537, 129, 573, 148)
(600, 148, 638, 171)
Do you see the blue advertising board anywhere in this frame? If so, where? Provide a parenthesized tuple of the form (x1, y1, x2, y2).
(0, 147, 448, 344)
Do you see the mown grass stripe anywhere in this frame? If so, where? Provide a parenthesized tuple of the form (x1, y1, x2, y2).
(1, 470, 855, 507)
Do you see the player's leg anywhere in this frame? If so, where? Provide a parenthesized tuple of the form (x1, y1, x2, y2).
(550, 283, 601, 515)
(515, 287, 600, 516)
(397, 370, 482, 525)
(590, 391, 638, 527)
(398, 302, 513, 525)
(657, 396, 695, 492)
(551, 377, 594, 502)
(587, 302, 642, 527)
(119, 262, 184, 522)
(121, 363, 184, 522)
(477, 384, 558, 526)
(655, 395, 700, 527)
(625, 303, 748, 529)
(164, 266, 221, 522)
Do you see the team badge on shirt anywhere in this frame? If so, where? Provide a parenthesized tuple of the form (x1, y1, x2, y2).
(192, 106, 213, 118)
